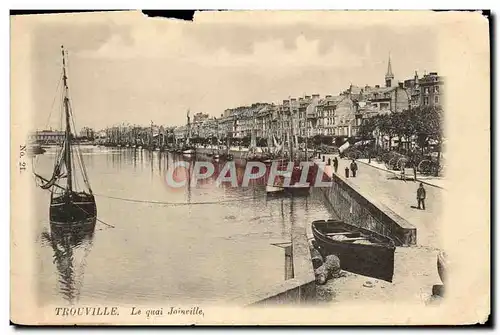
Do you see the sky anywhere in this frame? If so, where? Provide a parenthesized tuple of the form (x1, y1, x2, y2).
(21, 11, 440, 131)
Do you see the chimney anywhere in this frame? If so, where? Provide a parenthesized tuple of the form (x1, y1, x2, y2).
(375, 85, 380, 89)
(325, 95, 332, 98)
(305, 95, 311, 99)
(312, 94, 320, 99)
(290, 98, 296, 101)
(299, 97, 303, 101)
(398, 82, 404, 89)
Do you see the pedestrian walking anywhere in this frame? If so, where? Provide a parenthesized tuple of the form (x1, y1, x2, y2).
(417, 183, 426, 210)
(350, 160, 358, 177)
(333, 157, 339, 174)
(400, 165, 406, 182)
(344, 166, 349, 178)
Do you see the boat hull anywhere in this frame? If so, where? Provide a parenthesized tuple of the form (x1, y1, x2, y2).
(284, 184, 311, 196)
(50, 216, 97, 235)
(50, 192, 97, 223)
(266, 185, 285, 195)
(312, 219, 396, 282)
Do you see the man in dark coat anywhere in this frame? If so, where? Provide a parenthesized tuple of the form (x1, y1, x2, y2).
(333, 157, 339, 173)
(417, 183, 426, 210)
(350, 160, 358, 177)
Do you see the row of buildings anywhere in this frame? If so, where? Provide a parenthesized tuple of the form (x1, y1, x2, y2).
(30, 57, 443, 146)
(28, 127, 97, 144)
(174, 57, 444, 143)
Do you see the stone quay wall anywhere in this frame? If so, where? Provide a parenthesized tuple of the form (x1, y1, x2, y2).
(321, 170, 417, 246)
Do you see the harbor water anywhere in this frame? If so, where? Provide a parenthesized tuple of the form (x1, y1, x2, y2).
(33, 146, 332, 305)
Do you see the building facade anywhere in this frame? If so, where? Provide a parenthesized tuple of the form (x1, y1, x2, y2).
(165, 56, 441, 144)
(29, 130, 65, 144)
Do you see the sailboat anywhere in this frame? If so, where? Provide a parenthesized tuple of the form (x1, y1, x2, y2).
(34, 46, 97, 224)
(212, 133, 220, 161)
(182, 109, 196, 156)
(266, 106, 311, 196)
(219, 137, 233, 161)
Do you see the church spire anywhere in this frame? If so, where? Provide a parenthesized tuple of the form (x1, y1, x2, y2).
(385, 53, 394, 87)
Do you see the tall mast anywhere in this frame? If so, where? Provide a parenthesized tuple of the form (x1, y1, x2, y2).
(61, 45, 72, 194)
(289, 108, 293, 162)
(305, 113, 308, 160)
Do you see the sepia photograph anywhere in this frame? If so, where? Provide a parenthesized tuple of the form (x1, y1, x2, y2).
(10, 10, 490, 325)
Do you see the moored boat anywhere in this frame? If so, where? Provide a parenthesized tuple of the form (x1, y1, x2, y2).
(183, 148, 195, 156)
(311, 219, 396, 282)
(33, 46, 97, 224)
(284, 183, 311, 196)
(266, 184, 285, 195)
(27, 142, 46, 156)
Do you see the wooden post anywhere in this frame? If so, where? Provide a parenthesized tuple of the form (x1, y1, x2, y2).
(284, 244, 294, 280)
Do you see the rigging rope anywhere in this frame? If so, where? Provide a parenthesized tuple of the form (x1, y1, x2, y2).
(44, 69, 64, 131)
(72, 203, 116, 229)
(62, 49, 93, 193)
(67, 87, 92, 192)
(93, 193, 259, 206)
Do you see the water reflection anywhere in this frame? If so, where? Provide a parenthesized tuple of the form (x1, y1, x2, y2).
(40, 218, 96, 304)
(36, 147, 333, 304)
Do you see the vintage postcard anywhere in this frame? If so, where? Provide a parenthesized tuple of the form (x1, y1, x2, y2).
(10, 10, 490, 325)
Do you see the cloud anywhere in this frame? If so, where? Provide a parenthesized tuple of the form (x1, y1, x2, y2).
(78, 23, 364, 72)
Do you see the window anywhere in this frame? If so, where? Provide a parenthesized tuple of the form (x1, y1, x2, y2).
(434, 86, 440, 93)
(424, 97, 429, 105)
(435, 96, 439, 104)
(424, 87, 429, 94)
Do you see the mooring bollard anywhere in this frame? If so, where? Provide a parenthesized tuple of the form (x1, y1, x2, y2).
(322, 155, 325, 162)
(318, 153, 321, 159)
(328, 158, 331, 166)
(345, 166, 349, 178)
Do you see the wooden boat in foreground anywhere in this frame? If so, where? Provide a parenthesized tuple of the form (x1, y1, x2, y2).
(311, 219, 396, 282)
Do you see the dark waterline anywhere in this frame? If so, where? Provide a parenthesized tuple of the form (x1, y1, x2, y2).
(34, 146, 332, 305)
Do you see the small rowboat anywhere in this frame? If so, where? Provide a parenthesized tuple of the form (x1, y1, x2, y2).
(311, 219, 396, 282)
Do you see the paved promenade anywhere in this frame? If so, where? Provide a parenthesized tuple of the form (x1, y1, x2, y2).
(314, 154, 444, 248)
(312, 154, 445, 304)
